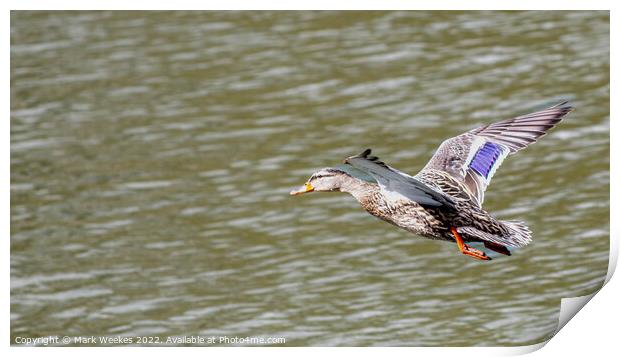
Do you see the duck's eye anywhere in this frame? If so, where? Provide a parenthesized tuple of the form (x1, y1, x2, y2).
(312, 174, 332, 181)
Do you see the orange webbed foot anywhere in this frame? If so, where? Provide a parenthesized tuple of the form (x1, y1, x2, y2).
(450, 227, 491, 261)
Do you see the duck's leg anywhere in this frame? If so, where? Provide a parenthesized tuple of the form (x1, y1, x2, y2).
(450, 227, 491, 261)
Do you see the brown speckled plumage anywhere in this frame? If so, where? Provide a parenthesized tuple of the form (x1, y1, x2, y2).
(338, 174, 510, 244)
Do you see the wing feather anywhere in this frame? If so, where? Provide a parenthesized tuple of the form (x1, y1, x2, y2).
(344, 149, 454, 208)
(419, 101, 573, 206)
(469, 102, 573, 153)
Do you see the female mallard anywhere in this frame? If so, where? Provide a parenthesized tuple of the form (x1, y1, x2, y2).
(290, 102, 573, 260)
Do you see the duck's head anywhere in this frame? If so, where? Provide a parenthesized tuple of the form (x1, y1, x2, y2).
(289, 168, 350, 196)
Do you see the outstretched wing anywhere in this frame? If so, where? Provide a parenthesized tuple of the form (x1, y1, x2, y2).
(419, 101, 573, 206)
(344, 149, 454, 208)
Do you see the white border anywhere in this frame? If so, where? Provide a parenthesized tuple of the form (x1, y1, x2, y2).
(5, 1, 616, 356)
(1, 1, 615, 11)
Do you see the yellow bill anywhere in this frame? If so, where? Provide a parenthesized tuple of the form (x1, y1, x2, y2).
(290, 182, 314, 196)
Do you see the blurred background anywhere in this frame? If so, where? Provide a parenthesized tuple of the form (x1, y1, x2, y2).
(11, 11, 609, 346)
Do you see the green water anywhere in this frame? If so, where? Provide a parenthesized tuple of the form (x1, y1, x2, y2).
(11, 11, 609, 346)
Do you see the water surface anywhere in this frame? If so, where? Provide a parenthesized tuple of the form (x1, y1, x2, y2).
(11, 11, 609, 346)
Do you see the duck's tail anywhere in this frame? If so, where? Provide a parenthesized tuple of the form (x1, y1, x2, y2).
(458, 220, 532, 249)
(500, 220, 532, 247)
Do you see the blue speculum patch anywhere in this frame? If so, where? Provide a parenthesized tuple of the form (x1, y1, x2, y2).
(470, 142, 502, 178)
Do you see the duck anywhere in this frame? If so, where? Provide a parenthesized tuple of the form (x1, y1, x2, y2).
(290, 101, 573, 260)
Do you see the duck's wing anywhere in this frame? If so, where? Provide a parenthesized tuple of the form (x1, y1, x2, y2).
(335, 163, 377, 184)
(419, 101, 573, 206)
(344, 149, 454, 208)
